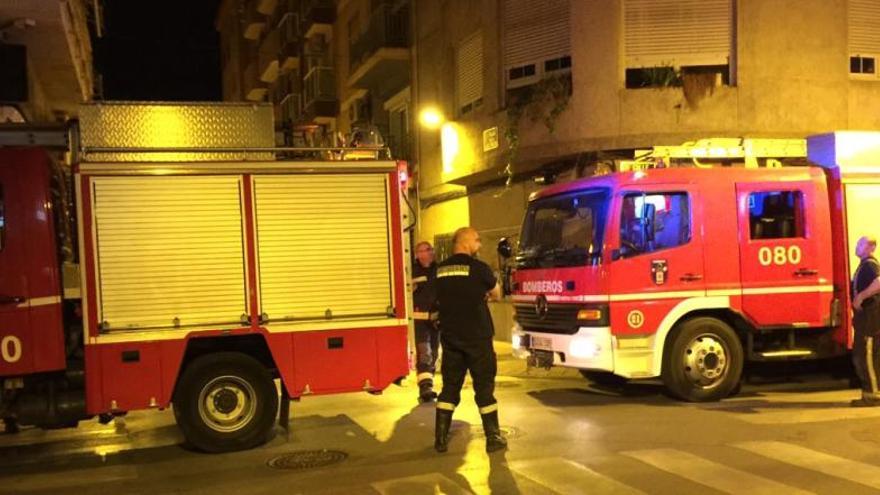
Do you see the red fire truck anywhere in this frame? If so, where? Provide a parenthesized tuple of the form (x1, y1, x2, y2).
(504, 132, 880, 401)
(0, 103, 410, 452)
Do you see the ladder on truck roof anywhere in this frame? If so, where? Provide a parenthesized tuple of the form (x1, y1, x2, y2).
(619, 137, 807, 171)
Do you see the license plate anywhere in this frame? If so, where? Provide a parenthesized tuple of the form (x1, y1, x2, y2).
(530, 336, 553, 350)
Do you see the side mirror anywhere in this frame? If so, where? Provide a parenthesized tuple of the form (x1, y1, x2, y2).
(642, 203, 656, 243)
(497, 237, 513, 259)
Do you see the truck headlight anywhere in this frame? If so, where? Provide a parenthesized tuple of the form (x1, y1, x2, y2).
(569, 337, 601, 359)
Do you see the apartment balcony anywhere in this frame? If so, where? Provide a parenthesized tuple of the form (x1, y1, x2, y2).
(303, 66, 338, 122)
(279, 93, 303, 125)
(302, 0, 335, 39)
(242, 2, 267, 40)
(348, 2, 410, 90)
(244, 61, 268, 101)
(278, 13, 301, 73)
(258, 28, 281, 83)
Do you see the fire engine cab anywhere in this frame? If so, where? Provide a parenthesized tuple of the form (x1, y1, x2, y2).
(504, 132, 880, 401)
(0, 103, 410, 452)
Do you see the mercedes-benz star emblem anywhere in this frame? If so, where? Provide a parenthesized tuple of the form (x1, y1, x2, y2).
(534, 295, 549, 320)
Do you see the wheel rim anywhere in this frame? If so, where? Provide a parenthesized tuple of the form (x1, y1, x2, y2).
(682, 332, 729, 390)
(197, 375, 258, 433)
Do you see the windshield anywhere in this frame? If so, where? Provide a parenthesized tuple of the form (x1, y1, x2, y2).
(517, 188, 610, 268)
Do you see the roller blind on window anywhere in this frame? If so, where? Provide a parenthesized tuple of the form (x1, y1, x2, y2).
(849, 0, 880, 55)
(503, 0, 570, 78)
(456, 31, 483, 111)
(625, 0, 732, 68)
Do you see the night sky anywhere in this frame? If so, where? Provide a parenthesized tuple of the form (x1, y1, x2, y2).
(94, 0, 223, 101)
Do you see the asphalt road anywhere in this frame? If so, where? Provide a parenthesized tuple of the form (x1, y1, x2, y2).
(2, 350, 879, 495)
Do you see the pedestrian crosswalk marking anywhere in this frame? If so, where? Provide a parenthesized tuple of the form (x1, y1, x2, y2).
(371, 472, 473, 495)
(508, 457, 645, 495)
(736, 440, 880, 490)
(623, 448, 814, 495)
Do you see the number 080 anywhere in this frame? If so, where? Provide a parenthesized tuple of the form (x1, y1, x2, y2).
(758, 246, 802, 266)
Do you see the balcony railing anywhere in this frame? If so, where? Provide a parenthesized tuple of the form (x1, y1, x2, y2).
(303, 66, 335, 105)
(349, 2, 410, 73)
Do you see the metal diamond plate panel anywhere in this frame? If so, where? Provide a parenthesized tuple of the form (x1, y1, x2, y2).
(79, 102, 275, 162)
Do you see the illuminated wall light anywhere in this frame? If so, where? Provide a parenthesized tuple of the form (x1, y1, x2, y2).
(441, 123, 459, 174)
(419, 108, 444, 129)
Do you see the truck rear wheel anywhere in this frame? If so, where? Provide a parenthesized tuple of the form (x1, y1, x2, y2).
(173, 352, 278, 453)
(661, 317, 743, 402)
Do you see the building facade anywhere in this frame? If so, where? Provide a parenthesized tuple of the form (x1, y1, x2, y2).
(0, 0, 94, 123)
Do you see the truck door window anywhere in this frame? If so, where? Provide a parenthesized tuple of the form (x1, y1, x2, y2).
(620, 192, 690, 256)
(748, 191, 804, 239)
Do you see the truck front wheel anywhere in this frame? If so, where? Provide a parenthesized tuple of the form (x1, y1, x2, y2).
(661, 317, 743, 402)
(173, 352, 278, 453)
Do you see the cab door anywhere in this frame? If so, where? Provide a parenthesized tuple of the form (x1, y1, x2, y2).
(608, 185, 705, 336)
(0, 151, 32, 375)
(735, 180, 833, 327)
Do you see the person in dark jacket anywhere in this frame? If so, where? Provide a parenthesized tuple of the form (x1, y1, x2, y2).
(412, 241, 439, 402)
(852, 235, 880, 407)
(433, 227, 506, 453)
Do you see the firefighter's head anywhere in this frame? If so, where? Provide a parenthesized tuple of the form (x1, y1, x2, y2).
(415, 241, 435, 267)
(453, 227, 482, 256)
(856, 236, 878, 260)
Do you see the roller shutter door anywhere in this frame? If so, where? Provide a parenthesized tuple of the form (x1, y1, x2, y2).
(92, 176, 247, 330)
(254, 174, 393, 322)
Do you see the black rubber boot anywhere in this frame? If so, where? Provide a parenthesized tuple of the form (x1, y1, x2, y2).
(481, 410, 507, 453)
(419, 381, 437, 403)
(434, 409, 453, 453)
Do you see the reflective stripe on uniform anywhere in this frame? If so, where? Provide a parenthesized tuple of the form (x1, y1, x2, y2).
(479, 403, 498, 414)
(411, 276, 428, 284)
(437, 401, 456, 411)
(413, 311, 430, 320)
(868, 337, 879, 395)
(417, 372, 434, 383)
(437, 265, 470, 278)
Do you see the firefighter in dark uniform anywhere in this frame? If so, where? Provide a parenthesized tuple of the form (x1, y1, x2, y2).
(851, 235, 880, 407)
(412, 241, 440, 402)
(434, 227, 506, 453)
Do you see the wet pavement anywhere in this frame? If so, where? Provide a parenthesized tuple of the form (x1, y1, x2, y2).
(2, 346, 880, 494)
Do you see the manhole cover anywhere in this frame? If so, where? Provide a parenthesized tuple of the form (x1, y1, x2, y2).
(472, 425, 522, 440)
(267, 449, 348, 470)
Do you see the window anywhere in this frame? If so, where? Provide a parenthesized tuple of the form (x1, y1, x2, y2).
(748, 191, 804, 240)
(624, 0, 733, 88)
(518, 189, 610, 268)
(456, 31, 484, 115)
(503, 0, 571, 89)
(620, 192, 690, 256)
(0, 185, 5, 251)
(849, 0, 880, 79)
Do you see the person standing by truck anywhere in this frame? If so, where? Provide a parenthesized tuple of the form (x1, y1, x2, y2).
(433, 227, 506, 454)
(851, 235, 880, 407)
(412, 241, 439, 403)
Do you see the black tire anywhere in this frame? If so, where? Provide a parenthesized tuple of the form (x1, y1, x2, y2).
(172, 352, 278, 453)
(579, 370, 628, 387)
(661, 317, 743, 402)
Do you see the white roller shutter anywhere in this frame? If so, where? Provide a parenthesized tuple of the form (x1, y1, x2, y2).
(503, 0, 570, 79)
(849, 0, 880, 55)
(625, 0, 732, 68)
(92, 176, 247, 330)
(254, 174, 393, 322)
(457, 31, 484, 111)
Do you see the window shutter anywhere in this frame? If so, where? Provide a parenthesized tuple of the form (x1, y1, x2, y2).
(456, 31, 483, 111)
(625, 0, 732, 68)
(503, 0, 571, 81)
(254, 174, 393, 322)
(849, 0, 880, 55)
(93, 176, 247, 330)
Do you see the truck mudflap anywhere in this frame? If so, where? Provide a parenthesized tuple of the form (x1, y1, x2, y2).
(512, 324, 615, 372)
